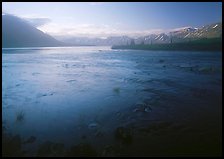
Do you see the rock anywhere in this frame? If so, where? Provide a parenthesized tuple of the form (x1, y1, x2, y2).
(191, 88, 209, 98)
(101, 145, 121, 157)
(116, 112, 121, 117)
(139, 122, 173, 134)
(198, 66, 216, 74)
(2, 134, 24, 157)
(132, 108, 141, 112)
(66, 80, 76, 83)
(51, 143, 65, 155)
(88, 123, 99, 129)
(114, 127, 133, 144)
(37, 141, 53, 156)
(37, 141, 65, 157)
(67, 143, 97, 157)
(95, 131, 104, 138)
(132, 103, 152, 113)
(159, 59, 165, 63)
(10, 135, 22, 151)
(113, 87, 120, 94)
(16, 111, 25, 122)
(81, 135, 87, 140)
(144, 107, 152, 112)
(32, 72, 40, 76)
(23, 136, 36, 144)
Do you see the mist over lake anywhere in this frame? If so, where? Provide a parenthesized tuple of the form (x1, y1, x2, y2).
(2, 46, 222, 156)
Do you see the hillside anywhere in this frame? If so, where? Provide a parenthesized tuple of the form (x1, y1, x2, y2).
(2, 14, 63, 48)
(112, 37, 222, 51)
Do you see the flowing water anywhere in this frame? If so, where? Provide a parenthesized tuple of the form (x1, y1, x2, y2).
(2, 46, 222, 156)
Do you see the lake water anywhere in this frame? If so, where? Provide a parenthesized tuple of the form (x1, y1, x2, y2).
(2, 46, 222, 156)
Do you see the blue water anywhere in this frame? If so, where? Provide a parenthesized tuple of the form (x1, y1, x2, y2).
(2, 46, 222, 156)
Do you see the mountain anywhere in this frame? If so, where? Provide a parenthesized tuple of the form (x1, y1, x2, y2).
(135, 33, 170, 45)
(138, 22, 222, 44)
(2, 14, 64, 48)
(57, 36, 133, 46)
(58, 22, 222, 46)
(111, 22, 222, 51)
(169, 22, 222, 43)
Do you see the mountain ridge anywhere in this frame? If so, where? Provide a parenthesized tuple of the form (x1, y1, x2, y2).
(2, 14, 64, 48)
(2, 13, 222, 47)
(57, 22, 222, 46)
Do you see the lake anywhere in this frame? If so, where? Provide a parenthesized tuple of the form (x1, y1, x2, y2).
(2, 46, 222, 156)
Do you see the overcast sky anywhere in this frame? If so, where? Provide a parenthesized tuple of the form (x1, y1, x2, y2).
(2, 2, 222, 38)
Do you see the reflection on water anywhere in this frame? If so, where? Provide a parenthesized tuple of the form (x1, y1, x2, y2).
(2, 46, 222, 156)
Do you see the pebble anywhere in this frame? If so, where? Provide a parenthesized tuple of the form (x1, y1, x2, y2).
(88, 123, 99, 129)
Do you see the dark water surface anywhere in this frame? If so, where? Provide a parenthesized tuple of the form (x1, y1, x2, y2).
(2, 46, 222, 156)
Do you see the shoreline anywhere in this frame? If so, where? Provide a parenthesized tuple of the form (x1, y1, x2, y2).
(112, 38, 222, 52)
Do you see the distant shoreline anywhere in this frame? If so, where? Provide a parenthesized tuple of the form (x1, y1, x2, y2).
(112, 38, 222, 52)
(2, 45, 97, 49)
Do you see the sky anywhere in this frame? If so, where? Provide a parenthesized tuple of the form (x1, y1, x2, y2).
(2, 2, 222, 38)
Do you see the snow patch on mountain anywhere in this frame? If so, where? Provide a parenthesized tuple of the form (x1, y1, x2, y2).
(213, 24, 218, 29)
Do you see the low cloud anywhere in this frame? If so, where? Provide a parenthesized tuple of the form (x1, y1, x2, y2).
(38, 22, 166, 38)
(2, 13, 51, 27)
(3, 13, 193, 38)
(170, 26, 192, 32)
(25, 17, 51, 27)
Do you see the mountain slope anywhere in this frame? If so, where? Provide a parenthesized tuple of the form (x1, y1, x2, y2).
(2, 14, 63, 48)
(169, 22, 222, 43)
(57, 22, 222, 46)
